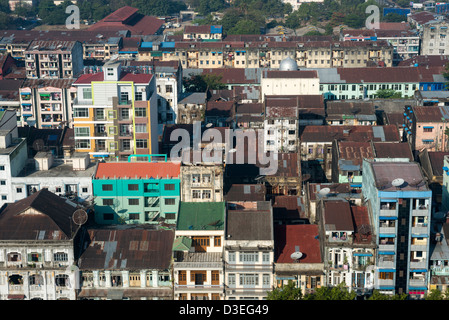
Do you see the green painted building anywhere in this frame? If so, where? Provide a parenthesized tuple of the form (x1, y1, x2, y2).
(92, 157, 181, 225)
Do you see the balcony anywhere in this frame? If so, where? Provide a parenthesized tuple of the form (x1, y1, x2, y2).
(380, 209, 397, 217)
(409, 278, 426, 287)
(410, 259, 427, 269)
(377, 279, 395, 287)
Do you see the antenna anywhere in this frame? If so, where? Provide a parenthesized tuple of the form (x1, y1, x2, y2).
(290, 246, 303, 262)
(318, 187, 331, 197)
(392, 178, 405, 188)
(72, 209, 88, 226)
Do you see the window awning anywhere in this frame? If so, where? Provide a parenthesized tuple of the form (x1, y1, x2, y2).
(353, 253, 373, 257)
(379, 234, 396, 238)
(378, 251, 395, 255)
(8, 294, 25, 300)
(379, 216, 397, 220)
(379, 269, 396, 272)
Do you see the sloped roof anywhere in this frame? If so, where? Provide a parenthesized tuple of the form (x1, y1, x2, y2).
(323, 200, 354, 232)
(300, 125, 400, 143)
(226, 206, 273, 241)
(94, 162, 180, 179)
(0, 189, 79, 240)
(274, 224, 321, 264)
(78, 226, 174, 270)
(177, 202, 225, 231)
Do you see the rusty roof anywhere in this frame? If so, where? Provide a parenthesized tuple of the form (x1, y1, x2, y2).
(274, 224, 321, 264)
(372, 142, 413, 161)
(263, 70, 318, 79)
(78, 226, 174, 270)
(300, 125, 400, 143)
(413, 105, 449, 122)
(323, 200, 354, 232)
(0, 189, 80, 241)
(351, 205, 373, 244)
(272, 195, 306, 220)
(428, 151, 449, 176)
(224, 184, 266, 202)
(226, 206, 273, 241)
(337, 141, 375, 167)
(370, 161, 429, 191)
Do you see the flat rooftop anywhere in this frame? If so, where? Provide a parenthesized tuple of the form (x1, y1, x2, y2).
(370, 161, 429, 191)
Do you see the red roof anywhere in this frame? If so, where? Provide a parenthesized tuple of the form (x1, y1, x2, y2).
(274, 224, 322, 264)
(74, 71, 152, 84)
(87, 6, 164, 35)
(95, 162, 181, 179)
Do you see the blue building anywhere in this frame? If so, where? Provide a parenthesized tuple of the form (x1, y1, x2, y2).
(362, 159, 432, 298)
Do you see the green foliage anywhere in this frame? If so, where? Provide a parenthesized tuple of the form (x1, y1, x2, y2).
(0, 12, 12, 30)
(188, 0, 227, 16)
(375, 89, 402, 99)
(0, 0, 10, 14)
(303, 283, 357, 300)
(383, 12, 407, 22)
(367, 290, 408, 300)
(183, 73, 226, 92)
(343, 13, 365, 29)
(267, 281, 303, 300)
(131, 0, 187, 16)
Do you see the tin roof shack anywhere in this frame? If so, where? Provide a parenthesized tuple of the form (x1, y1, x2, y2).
(174, 202, 226, 300)
(224, 201, 274, 300)
(77, 225, 174, 300)
(0, 189, 87, 300)
(274, 224, 324, 295)
(300, 125, 401, 181)
(317, 200, 376, 296)
(326, 100, 377, 126)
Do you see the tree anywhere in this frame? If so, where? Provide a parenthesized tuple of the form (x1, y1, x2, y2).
(183, 73, 225, 92)
(0, 12, 12, 30)
(375, 89, 402, 99)
(303, 283, 357, 300)
(367, 290, 408, 300)
(343, 13, 365, 29)
(267, 281, 303, 300)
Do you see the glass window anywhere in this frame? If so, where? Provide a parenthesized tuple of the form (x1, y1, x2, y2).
(82, 88, 92, 100)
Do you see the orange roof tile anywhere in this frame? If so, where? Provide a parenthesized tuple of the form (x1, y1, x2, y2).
(95, 162, 180, 179)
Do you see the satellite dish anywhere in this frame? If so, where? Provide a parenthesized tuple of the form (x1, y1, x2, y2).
(392, 178, 405, 187)
(228, 148, 237, 153)
(32, 139, 45, 151)
(72, 209, 88, 226)
(291, 251, 303, 260)
(206, 123, 213, 128)
(319, 187, 331, 196)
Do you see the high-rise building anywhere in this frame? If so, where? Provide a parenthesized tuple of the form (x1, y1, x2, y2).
(72, 59, 158, 160)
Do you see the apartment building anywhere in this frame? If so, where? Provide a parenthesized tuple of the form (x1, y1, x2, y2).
(224, 201, 274, 300)
(0, 189, 86, 300)
(260, 69, 320, 99)
(273, 224, 324, 295)
(78, 226, 175, 300)
(183, 25, 223, 41)
(24, 40, 83, 80)
(180, 163, 224, 202)
(92, 159, 181, 225)
(19, 79, 76, 129)
(72, 59, 158, 159)
(165, 40, 393, 69)
(317, 200, 376, 296)
(326, 101, 377, 126)
(177, 92, 207, 124)
(362, 159, 432, 298)
(173, 202, 226, 300)
(420, 19, 449, 56)
(404, 105, 449, 156)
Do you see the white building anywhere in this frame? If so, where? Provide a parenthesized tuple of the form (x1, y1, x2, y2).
(173, 202, 226, 300)
(224, 201, 274, 300)
(0, 189, 85, 300)
(260, 58, 320, 101)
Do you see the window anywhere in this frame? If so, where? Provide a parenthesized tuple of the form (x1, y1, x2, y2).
(128, 184, 138, 191)
(240, 274, 259, 286)
(228, 274, 236, 286)
(82, 88, 92, 100)
(164, 184, 175, 191)
(54, 252, 68, 262)
(74, 127, 90, 137)
(136, 139, 147, 149)
(16, 188, 22, 193)
(128, 199, 139, 205)
(239, 252, 259, 263)
(228, 252, 236, 263)
(202, 190, 211, 199)
(135, 108, 146, 117)
(165, 198, 176, 205)
(103, 199, 114, 206)
(135, 92, 143, 101)
(120, 108, 129, 120)
(56, 187, 61, 193)
(192, 190, 201, 199)
(214, 236, 221, 247)
(423, 127, 433, 132)
(263, 274, 270, 286)
(74, 108, 89, 118)
(75, 139, 90, 149)
(82, 187, 88, 193)
(166, 85, 173, 93)
(135, 123, 147, 133)
(0, 181, 5, 185)
(129, 213, 139, 220)
(103, 213, 114, 220)
(102, 184, 113, 191)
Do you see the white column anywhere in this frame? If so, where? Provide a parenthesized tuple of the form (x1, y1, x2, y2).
(152, 270, 158, 287)
(122, 270, 129, 288)
(105, 270, 111, 287)
(140, 270, 147, 288)
(93, 270, 99, 287)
